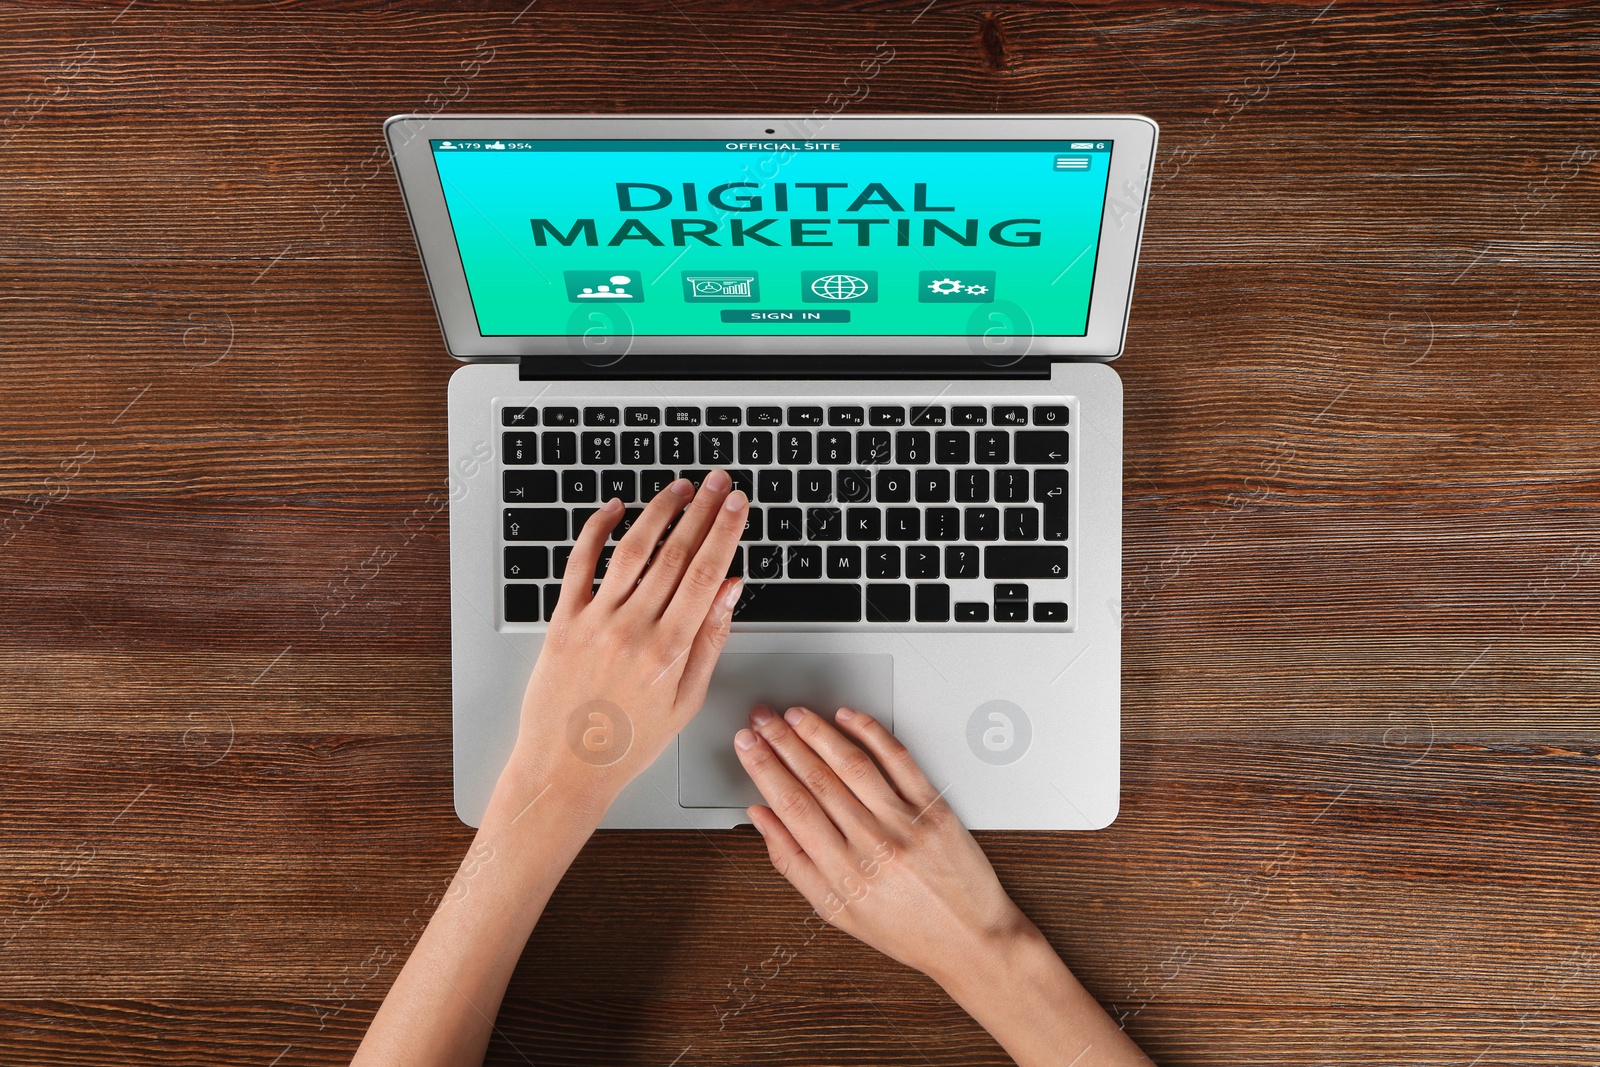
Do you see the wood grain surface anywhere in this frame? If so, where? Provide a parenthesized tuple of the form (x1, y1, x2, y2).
(3, 1, 1598, 1063)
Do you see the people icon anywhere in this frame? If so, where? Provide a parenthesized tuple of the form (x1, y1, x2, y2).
(577, 274, 638, 299)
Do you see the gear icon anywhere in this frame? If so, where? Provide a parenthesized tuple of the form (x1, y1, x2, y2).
(927, 277, 963, 295)
(963, 284, 989, 295)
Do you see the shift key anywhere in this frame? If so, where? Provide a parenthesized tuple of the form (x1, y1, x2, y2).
(985, 546, 1069, 579)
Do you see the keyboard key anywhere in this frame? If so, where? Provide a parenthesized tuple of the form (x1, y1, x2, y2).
(758, 469, 793, 502)
(955, 469, 989, 502)
(679, 469, 709, 489)
(738, 431, 774, 465)
(726, 545, 744, 579)
(768, 508, 803, 540)
(996, 468, 1029, 502)
(875, 469, 911, 502)
(906, 545, 939, 578)
(621, 431, 655, 465)
(847, 507, 881, 541)
(1033, 405, 1069, 426)
(741, 507, 763, 541)
(952, 405, 987, 426)
(856, 430, 892, 465)
(666, 406, 701, 427)
(707, 406, 742, 426)
(600, 470, 636, 502)
(910, 404, 946, 426)
(504, 546, 548, 580)
(935, 431, 969, 465)
(867, 545, 900, 578)
(992, 405, 1027, 426)
(571, 506, 598, 530)
(828, 406, 865, 426)
(641, 469, 675, 498)
(974, 431, 1009, 464)
(732, 583, 860, 622)
(1004, 507, 1039, 541)
(502, 432, 537, 464)
(925, 507, 960, 541)
(729, 469, 754, 498)
(866, 584, 911, 622)
(786, 544, 822, 579)
(612, 507, 644, 540)
(582, 431, 616, 465)
(787, 405, 824, 426)
(895, 430, 931, 465)
(955, 601, 989, 622)
(584, 406, 619, 426)
(964, 507, 999, 541)
(806, 507, 842, 541)
(503, 469, 556, 503)
(542, 431, 576, 465)
(552, 545, 572, 578)
(916, 469, 950, 502)
(945, 545, 979, 578)
(817, 431, 852, 464)
(504, 508, 566, 541)
(543, 406, 579, 427)
(837, 469, 872, 503)
(502, 405, 538, 427)
(660, 431, 694, 464)
(827, 545, 862, 579)
(543, 583, 562, 620)
(624, 406, 660, 426)
(561, 470, 597, 502)
(779, 431, 812, 465)
(747, 406, 783, 426)
(870, 405, 905, 426)
(886, 508, 920, 541)
(995, 600, 1028, 622)
(995, 583, 1029, 606)
(748, 546, 783, 579)
(986, 546, 1069, 578)
(505, 583, 543, 622)
(915, 583, 950, 622)
(1015, 430, 1069, 465)
(798, 469, 832, 502)
(1034, 601, 1069, 622)
(698, 431, 734, 465)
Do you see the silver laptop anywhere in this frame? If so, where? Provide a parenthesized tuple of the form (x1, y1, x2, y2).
(385, 113, 1157, 830)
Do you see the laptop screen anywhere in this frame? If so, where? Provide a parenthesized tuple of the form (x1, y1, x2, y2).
(428, 138, 1114, 339)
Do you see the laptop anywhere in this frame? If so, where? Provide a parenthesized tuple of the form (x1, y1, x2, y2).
(384, 113, 1157, 830)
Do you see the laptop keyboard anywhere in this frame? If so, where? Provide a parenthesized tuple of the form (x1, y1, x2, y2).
(499, 400, 1071, 626)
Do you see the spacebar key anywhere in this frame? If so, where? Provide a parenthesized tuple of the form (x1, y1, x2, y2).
(731, 583, 862, 622)
(985, 546, 1069, 578)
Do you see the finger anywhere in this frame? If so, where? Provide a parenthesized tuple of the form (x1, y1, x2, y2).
(594, 477, 695, 603)
(832, 706, 941, 812)
(747, 804, 833, 909)
(749, 705, 877, 839)
(781, 705, 910, 822)
(734, 724, 849, 865)
(660, 486, 747, 641)
(673, 577, 743, 713)
(554, 497, 622, 615)
(632, 468, 733, 611)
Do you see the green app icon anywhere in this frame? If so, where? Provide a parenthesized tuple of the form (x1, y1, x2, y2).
(681, 271, 760, 302)
(801, 270, 877, 303)
(919, 270, 995, 303)
(565, 270, 644, 303)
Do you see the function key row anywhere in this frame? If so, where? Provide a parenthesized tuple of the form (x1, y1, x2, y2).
(502, 404, 1070, 429)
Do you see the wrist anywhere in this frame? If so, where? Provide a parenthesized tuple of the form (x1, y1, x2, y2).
(925, 909, 1052, 1000)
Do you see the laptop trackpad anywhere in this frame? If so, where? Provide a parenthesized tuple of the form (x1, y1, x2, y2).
(678, 653, 895, 809)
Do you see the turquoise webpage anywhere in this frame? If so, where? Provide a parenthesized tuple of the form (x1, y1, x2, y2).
(429, 139, 1113, 337)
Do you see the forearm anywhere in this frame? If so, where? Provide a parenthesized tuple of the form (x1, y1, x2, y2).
(353, 758, 606, 1067)
(933, 923, 1155, 1067)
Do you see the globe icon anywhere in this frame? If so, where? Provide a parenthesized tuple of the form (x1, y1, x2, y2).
(810, 273, 870, 300)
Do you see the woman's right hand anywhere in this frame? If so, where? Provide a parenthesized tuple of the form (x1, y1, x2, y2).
(733, 703, 1035, 983)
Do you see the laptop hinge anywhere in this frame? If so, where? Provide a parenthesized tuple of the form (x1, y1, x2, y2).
(517, 354, 1056, 381)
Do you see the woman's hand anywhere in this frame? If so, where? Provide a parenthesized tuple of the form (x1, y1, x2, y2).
(733, 704, 1032, 983)
(504, 469, 748, 815)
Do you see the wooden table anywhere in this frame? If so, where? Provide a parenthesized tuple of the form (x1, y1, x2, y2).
(4, 2, 1597, 1063)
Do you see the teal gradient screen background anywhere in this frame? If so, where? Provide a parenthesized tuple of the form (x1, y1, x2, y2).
(430, 139, 1113, 337)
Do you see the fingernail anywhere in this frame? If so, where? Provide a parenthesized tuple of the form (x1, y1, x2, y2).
(669, 478, 693, 496)
(783, 707, 804, 726)
(836, 706, 855, 721)
(751, 706, 773, 726)
(705, 468, 730, 491)
(602, 496, 622, 512)
(723, 489, 748, 512)
(735, 728, 758, 751)
(718, 578, 744, 612)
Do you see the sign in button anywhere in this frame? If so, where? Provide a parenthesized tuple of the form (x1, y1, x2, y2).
(721, 309, 851, 324)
